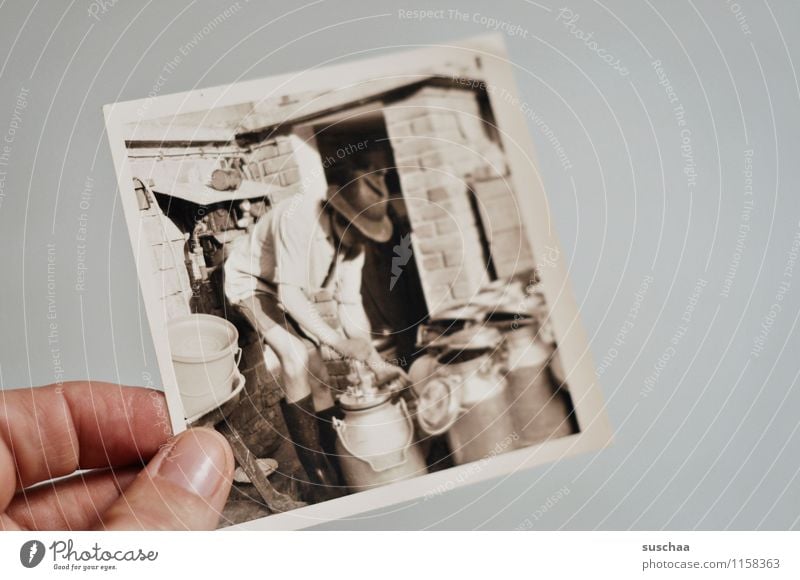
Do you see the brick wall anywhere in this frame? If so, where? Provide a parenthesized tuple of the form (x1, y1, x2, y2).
(383, 85, 533, 312)
(132, 180, 192, 321)
(244, 135, 302, 204)
(471, 176, 534, 279)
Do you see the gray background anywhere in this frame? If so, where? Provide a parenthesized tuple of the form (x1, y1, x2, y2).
(1, 0, 798, 530)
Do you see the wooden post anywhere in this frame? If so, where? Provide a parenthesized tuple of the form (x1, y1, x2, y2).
(217, 422, 307, 513)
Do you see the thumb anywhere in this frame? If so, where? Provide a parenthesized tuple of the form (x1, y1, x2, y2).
(98, 428, 234, 530)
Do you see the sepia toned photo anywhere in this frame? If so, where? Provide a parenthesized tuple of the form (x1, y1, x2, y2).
(104, 35, 611, 529)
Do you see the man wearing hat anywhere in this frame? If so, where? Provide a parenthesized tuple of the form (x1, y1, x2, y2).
(224, 165, 395, 496)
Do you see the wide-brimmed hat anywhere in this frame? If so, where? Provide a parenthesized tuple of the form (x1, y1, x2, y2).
(326, 171, 393, 243)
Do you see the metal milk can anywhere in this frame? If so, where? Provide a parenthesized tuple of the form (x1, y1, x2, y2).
(333, 374, 427, 492)
(487, 312, 576, 447)
(408, 305, 482, 397)
(417, 326, 517, 465)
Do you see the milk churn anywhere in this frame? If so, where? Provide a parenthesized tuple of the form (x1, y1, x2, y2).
(408, 304, 482, 396)
(417, 326, 517, 465)
(333, 371, 427, 492)
(486, 311, 576, 447)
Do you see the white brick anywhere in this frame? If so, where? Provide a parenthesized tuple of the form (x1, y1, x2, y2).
(471, 176, 514, 200)
(418, 202, 452, 222)
(251, 143, 278, 159)
(390, 138, 435, 159)
(442, 250, 463, 268)
(412, 222, 436, 238)
(384, 106, 428, 122)
(424, 267, 460, 287)
(435, 218, 459, 235)
(276, 138, 293, 155)
(484, 209, 522, 233)
(398, 169, 426, 191)
(426, 187, 450, 203)
(279, 168, 301, 186)
(490, 230, 528, 257)
(394, 156, 421, 169)
(410, 113, 458, 134)
(386, 120, 413, 137)
(422, 255, 444, 270)
(451, 282, 474, 300)
(260, 154, 296, 175)
(418, 233, 462, 254)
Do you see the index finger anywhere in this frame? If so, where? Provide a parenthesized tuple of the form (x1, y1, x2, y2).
(0, 382, 173, 491)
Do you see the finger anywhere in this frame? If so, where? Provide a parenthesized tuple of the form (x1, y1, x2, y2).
(98, 428, 234, 530)
(0, 382, 172, 488)
(0, 437, 18, 528)
(6, 468, 138, 531)
(0, 513, 22, 530)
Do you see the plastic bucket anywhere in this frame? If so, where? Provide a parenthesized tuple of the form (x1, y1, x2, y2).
(167, 314, 241, 418)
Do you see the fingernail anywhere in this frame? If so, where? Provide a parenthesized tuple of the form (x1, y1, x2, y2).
(156, 428, 228, 498)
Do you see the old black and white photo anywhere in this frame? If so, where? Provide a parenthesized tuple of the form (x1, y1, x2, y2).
(104, 35, 611, 529)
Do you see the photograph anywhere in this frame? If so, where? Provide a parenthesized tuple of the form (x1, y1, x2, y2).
(104, 35, 610, 529)
(3, 0, 799, 574)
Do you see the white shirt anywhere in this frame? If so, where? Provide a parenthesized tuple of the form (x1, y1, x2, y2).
(224, 192, 364, 305)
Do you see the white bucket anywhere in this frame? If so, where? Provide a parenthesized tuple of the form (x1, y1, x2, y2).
(167, 314, 241, 419)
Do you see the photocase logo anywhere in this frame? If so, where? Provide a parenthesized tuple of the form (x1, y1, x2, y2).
(390, 233, 413, 290)
(20, 540, 46, 568)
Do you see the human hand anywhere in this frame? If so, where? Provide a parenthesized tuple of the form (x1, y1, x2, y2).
(366, 357, 408, 388)
(333, 337, 374, 362)
(0, 382, 234, 531)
